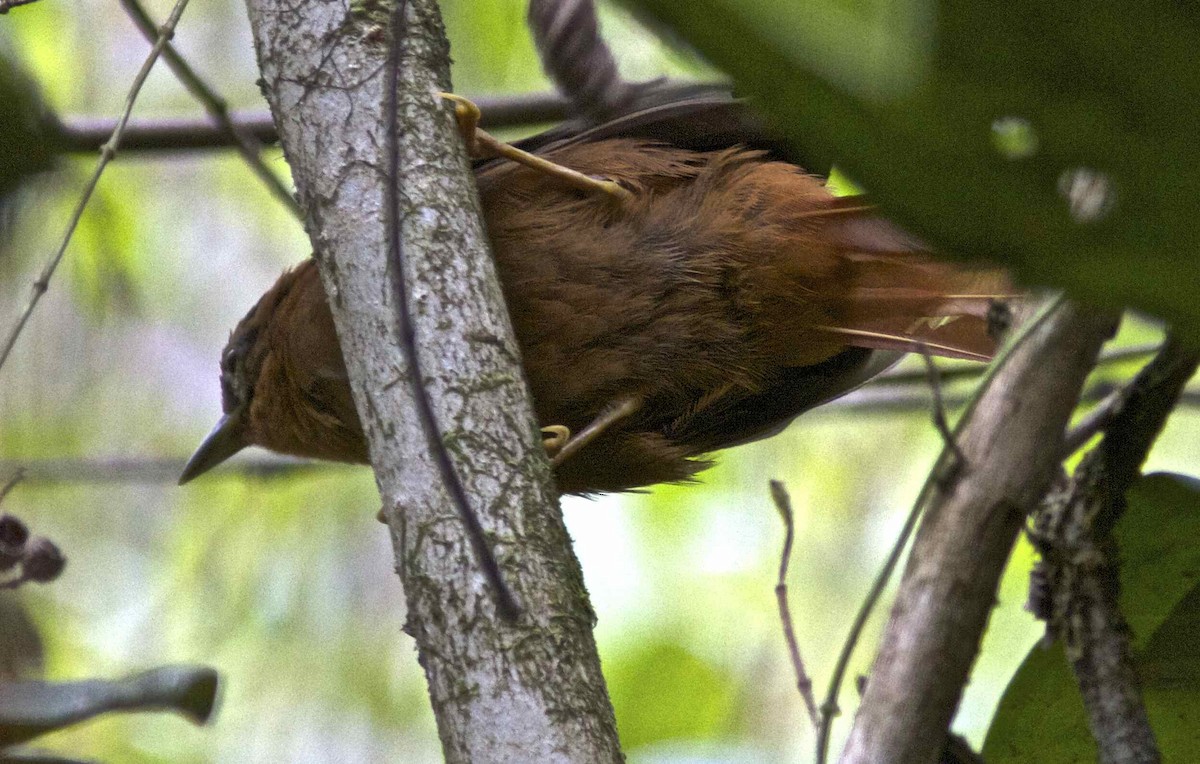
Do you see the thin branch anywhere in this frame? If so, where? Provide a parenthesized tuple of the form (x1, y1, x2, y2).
(5, 383, 1193, 488)
(873, 341, 1162, 388)
(920, 348, 964, 467)
(52, 112, 280, 152)
(51, 94, 569, 154)
(117, 0, 301, 217)
(0, 0, 40, 12)
(838, 301, 1118, 764)
(1061, 387, 1124, 457)
(0, 456, 339, 485)
(0, 0, 194, 375)
(49, 83, 723, 154)
(770, 480, 821, 729)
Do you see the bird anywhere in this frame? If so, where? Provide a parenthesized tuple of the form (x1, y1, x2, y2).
(180, 89, 1007, 494)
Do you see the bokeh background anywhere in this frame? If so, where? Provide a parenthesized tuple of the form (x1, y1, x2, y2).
(1, 0, 1197, 761)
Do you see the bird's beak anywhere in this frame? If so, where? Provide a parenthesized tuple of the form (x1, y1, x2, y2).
(178, 412, 247, 485)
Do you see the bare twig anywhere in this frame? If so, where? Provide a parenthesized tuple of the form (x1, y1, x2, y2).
(874, 341, 1161, 387)
(0, 0, 194, 375)
(0, 469, 25, 505)
(769, 480, 821, 729)
(0, 0, 40, 13)
(49, 95, 562, 154)
(838, 300, 1118, 764)
(117, 0, 301, 217)
(1061, 387, 1124, 457)
(49, 87, 691, 154)
(920, 347, 964, 466)
(0, 456, 339, 485)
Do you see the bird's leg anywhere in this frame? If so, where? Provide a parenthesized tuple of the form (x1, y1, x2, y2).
(439, 93, 633, 204)
(549, 395, 643, 467)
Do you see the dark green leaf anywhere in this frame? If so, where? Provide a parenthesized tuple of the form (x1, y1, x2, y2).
(624, 0, 1200, 334)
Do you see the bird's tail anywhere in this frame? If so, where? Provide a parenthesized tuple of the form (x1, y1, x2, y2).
(801, 196, 1011, 363)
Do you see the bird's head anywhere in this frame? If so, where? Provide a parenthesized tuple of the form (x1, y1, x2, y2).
(178, 260, 366, 484)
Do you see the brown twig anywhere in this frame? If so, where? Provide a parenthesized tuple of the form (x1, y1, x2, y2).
(874, 341, 1162, 387)
(48, 90, 613, 154)
(0, 456, 339, 485)
(0, 0, 40, 13)
(920, 347, 964, 467)
(0, 0, 194, 375)
(769, 480, 821, 729)
(1061, 387, 1124, 457)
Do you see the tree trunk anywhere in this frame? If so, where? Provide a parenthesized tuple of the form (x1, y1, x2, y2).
(242, 1, 622, 760)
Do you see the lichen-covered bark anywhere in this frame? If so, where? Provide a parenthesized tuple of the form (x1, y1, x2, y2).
(242, 1, 621, 760)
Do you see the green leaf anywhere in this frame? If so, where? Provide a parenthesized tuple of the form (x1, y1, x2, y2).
(984, 473, 1200, 762)
(983, 642, 1096, 763)
(623, 0, 1200, 334)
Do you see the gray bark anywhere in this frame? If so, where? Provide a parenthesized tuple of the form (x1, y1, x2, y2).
(242, 1, 622, 761)
(840, 302, 1117, 764)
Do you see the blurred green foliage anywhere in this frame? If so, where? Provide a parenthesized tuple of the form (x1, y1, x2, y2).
(0, 0, 1196, 762)
(628, 0, 1200, 336)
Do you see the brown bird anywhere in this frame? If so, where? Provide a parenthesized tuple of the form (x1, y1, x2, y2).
(180, 91, 1005, 494)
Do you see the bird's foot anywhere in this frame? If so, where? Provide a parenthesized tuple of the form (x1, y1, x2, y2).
(541, 425, 571, 459)
(438, 92, 633, 205)
(549, 395, 643, 467)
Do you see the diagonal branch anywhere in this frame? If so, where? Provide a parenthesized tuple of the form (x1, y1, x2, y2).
(1032, 336, 1199, 764)
(117, 0, 302, 217)
(838, 300, 1118, 764)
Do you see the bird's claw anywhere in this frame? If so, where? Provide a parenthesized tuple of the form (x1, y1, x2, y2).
(541, 425, 571, 459)
(438, 92, 482, 155)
